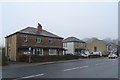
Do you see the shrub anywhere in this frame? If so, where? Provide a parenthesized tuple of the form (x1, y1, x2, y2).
(2, 55, 8, 66)
(18, 54, 29, 62)
(18, 55, 80, 63)
(1, 48, 8, 66)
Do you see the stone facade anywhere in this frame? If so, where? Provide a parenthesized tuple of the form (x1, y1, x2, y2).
(86, 39, 110, 55)
(5, 24, 64, 61)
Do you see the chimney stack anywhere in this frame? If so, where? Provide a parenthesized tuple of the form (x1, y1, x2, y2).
(37, 23, 42, 32)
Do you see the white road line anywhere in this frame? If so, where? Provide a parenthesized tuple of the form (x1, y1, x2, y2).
(107, 59, 117, 61)
(80, 66, 88, 68)
(64, 67, 79, 71)
(13, 74, 44, 80)
(64, 66, 88, 72)
(95, 62, 108, 65)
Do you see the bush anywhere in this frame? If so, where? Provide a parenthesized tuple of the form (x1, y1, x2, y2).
(18, 54, 29, 62)
(18, 55, 80, 63)
(1, 48, 8, 66)
(2, 55, 8, 66)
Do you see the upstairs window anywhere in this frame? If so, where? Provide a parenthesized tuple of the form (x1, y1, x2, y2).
(36, 37, 41, 43)
(48, 38, 53, 44)
(63, 43, 67, 47)
(81, 43, 83, 46)
(24, 35, 27, 42)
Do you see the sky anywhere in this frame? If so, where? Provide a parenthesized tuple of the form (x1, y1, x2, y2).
(1, 1, 118, 46)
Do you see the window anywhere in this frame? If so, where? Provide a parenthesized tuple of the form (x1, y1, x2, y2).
(63, 43, 67, 47)
(106, 45, 109, 51)
(36, 37, 41, 43)
(49, 49, 57, 55)
(48, 39, 53, 44)
(24, 35, 27, 42)
(34, 48, 43, 55)
(23, 52, 28, 55)
(81, 43, 83, 46)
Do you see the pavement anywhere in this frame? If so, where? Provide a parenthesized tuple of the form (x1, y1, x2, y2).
(2, 57, 119, 80)
(2, 58, 85, 69)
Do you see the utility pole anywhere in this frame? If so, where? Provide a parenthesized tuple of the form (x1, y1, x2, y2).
(28, 47, 32, 63)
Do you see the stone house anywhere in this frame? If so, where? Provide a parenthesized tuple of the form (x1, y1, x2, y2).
(86, 38, 112, 55)
(5, 23, 64, 61)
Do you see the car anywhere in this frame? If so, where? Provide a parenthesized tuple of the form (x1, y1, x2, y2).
(108, 53, 117, 59)
(89, 52, 102, 57)
(75, 53, 88, 57)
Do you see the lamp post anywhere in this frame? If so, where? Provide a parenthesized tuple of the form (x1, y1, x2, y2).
(28, 47, 32, 63)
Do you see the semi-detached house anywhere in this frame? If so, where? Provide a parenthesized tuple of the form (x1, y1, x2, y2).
(5, 23, 64, 61)
(63, 37, 86, 55)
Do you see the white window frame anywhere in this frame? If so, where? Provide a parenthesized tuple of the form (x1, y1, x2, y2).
(49, 49, 57, 55)
(63, 43, 67, 47)
(36, 37, 41, 43)
(35, 48, 43, 55)
(48, 38, 53, 44)
(23, 51, 29, 55)
(33, 49, 35, 54)
(24, 35, 28, 42)
(81, 43, 83, 46)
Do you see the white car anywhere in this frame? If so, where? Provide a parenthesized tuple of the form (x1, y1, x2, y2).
(90, 52, 102, 57)
(108, 53, 117, 59)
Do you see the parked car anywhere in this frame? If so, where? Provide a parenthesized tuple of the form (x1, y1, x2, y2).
(89, 52, 102, 57)
(75, 53, 88, 58)
(108, 53, 117, 59)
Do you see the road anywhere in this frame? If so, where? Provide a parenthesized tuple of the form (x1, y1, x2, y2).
(2, 57, 118, 80)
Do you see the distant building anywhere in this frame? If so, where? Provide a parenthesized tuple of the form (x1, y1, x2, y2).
(86, 38, 113, 55)
(5, 23, 64, 61)
(63, 37, 86, 55)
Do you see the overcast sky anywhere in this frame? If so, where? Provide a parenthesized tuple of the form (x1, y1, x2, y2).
(1, 2, 118, 46)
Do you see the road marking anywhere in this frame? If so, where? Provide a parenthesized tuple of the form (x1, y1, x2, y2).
(95, 62, 108, 65)
(13, 74, 44, 80)
(64, 67, 79, 71)
(80, 66, 88, 68)
(64, 66, 88, 71)
(107, 59, 117, 61)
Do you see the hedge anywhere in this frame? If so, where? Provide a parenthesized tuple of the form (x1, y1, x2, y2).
(2, 55, 8, 66)
(1, 48, 8, 66)
(18, 55, 80, 63)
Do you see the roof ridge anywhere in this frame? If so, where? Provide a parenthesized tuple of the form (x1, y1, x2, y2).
(63, 36, 85, 43)
(6, 26, 63, 39)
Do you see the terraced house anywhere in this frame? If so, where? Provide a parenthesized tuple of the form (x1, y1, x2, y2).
(5, 23, 64, 61)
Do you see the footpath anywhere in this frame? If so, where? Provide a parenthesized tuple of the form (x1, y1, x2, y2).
(2, 59, 84, 69)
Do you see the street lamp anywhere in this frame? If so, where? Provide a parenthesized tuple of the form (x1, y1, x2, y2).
(28, 47, 32, 63)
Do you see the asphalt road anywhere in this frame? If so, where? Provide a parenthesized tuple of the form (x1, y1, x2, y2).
(2, 57, 118, 79)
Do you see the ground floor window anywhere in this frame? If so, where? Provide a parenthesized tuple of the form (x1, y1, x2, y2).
(49, 49, 57, 55)
(33, 48, 43, 55)
(23, 52, 29, 55)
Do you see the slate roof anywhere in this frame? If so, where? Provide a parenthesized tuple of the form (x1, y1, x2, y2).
(6, 27, 63, 39)
(62, 37, 85, 43)
(102, 40, 110, 45)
